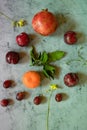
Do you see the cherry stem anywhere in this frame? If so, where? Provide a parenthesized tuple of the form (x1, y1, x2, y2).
(46, 91, 53, 130)
(0, 11, 13, 21)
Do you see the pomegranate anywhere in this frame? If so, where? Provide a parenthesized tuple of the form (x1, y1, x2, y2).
(32, 9, 58, 36)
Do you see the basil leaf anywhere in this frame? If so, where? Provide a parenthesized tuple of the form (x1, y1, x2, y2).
(40, 51, 48, 64)
(43, 69, 50, 79)
(43, 64, 55, 79)
(30, 46, 65, 79)
(30, 46, 38, 65)
(48, 51, 65, 62)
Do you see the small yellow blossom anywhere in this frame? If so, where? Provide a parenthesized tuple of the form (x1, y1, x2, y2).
(45, 84, 58, 94)
(12, 19, 27, 27)
(17, 19, 26, 27)
(50, 84, 58, 90)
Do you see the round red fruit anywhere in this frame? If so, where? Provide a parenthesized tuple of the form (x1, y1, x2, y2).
(32, 9, 58, 36)
(64, 73, 79, 87)
(0, 99, 9, 107)
(6, 51, 20, 64)
(64, 31, 77, 45)
(16, 92, 25, 101)
(3, 80, 12, 88)
(33, 96, 41, 105)
(16, 32, 30, 47)
(55, 93, 62, 102)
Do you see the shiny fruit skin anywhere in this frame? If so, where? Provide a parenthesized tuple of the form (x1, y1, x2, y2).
(16, 92, 25, 101)
(33, 96, 41, 105)
(32, 9, 58, 36)
(0, 99, 9, 107)
(3, 80, 12, 88)
(55, 93, 62, 102)
(16, 32, 30, 47)
(64, 31, 77, 45)
(6, 51, 20, 64)
(64, 73, 79, 87)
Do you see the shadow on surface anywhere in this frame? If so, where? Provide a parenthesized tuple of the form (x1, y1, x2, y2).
(52, 13, 77, 37)
(78, 72, 87, 85)
(19, 51, 29, 64)
(62, 93, 69, 101)
(76, 32, 86, 44)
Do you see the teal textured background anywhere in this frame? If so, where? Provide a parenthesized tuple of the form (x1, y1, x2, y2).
(0, 0, 87, 130)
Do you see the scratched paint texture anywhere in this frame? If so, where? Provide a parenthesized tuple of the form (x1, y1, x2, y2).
(0, 0, 87, 130)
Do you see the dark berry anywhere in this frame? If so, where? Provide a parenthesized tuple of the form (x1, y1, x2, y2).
(3, 80, 12, 88)
(55, 93, 62, 102)
(64, 31, 77, 45)
(33, 96, 41, 105)
(6, 51, 20, 64)
(0, 99, 9, 107)
(16, 92, 25, 101)
(16, 32, 30, 47)
(64, 73, 79, 87)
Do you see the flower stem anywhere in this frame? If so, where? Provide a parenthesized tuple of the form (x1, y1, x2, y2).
(46, 91, 53, 130)
(0, 11, 13, 21)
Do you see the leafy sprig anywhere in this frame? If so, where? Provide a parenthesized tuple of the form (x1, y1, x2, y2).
(30, 46, 65, 79)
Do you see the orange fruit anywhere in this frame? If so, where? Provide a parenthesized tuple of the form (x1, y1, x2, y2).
(22, 71, 41, 89)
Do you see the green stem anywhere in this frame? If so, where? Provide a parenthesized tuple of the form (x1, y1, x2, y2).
(46, 91, 53, 130)
(66, 59, 81, 65)
(0, 11, 13, 21)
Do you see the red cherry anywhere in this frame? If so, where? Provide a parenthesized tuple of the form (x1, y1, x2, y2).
(55, 93, 62, 102)
(3, 80, 12, 88)
(33, 96, 41, 105)
(0, 99, 9, 107)
(6, 51, 20, 64)
(64, 31, 77, 45)
(16, 92, 25, 101)
(64, 73, 79, 87)
(16, 32, 30, 47)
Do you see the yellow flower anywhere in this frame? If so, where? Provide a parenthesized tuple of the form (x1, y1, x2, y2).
(50, 84, 58, 90)
(17, 19, 25, 27)
(12, 19, 27, 27)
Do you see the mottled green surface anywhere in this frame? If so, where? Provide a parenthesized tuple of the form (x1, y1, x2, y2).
(0, 0, 87, 130)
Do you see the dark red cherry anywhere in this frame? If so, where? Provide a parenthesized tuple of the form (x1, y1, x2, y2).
(64, 31, 77, 45)
(55, 93, 62, 102)
(64, 73, 79, 87)
(3, 80, 12, 88)
(0, 99, 9, 107)
(33, 96, 41, 105)
(16, 32, 30, 47)
(16, 92, 25, 101)
(6, 51, 20, 64)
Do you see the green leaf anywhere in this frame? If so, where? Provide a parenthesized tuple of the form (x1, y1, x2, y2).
(43, 69, 50, 79)
(30, 46, 37, 65)
(40, 51, 48, 64)
(43, 64, 55, 79)
(29, 46, 66, 79)
(48, 51, 65, 62)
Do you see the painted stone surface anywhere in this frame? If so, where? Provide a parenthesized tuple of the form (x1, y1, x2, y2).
(0, 0, 87, 130)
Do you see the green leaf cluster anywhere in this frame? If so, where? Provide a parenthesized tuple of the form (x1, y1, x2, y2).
(30, 46, 65, 79)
